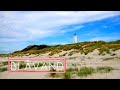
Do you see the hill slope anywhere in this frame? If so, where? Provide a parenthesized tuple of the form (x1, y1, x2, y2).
(0, 40, 120, 57)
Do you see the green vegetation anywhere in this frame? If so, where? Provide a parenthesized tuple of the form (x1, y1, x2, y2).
(0, 67, 7, 72)
(98, 47, 111, 55)
(49, 73, 63, 78)
(21, 45, 49, 52)
(68, 51, 74, 56)
(49, 66, 64, 78)
(2, 61, 8, 66)
(0, 54, 8, 57)
(0, 40, 120, 57)
(76, 66, 113, 77)
(96, 66, 114, 73)
(63, 68, 73, 79)
(77, 67, 95, 77)
(48, 66, 114, 79)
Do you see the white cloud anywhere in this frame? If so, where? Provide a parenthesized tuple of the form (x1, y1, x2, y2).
(59, 26, 84, 34)
(0, 11, 120, 43)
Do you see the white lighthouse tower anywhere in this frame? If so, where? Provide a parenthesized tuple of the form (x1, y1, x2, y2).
(73, 34, 77, 43)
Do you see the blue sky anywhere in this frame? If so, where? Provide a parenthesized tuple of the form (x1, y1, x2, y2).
(0, 11, 120, 54)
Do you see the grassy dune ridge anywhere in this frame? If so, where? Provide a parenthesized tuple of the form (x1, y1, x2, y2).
(0, 40, 120, 57)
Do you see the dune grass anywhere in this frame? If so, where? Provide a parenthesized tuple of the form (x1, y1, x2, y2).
(0, 67, 7, 72)
(48, 66, 114, 79)
(2, 61, 8, 66)
(77, 67, 95, 77)
(63, 68, 74, 79)
(77, 66, 114, 77)
(63, 66, 114, 78)
(96, 66, 114, 73)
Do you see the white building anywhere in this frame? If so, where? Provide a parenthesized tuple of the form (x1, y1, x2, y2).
(73, 34, 77, 43)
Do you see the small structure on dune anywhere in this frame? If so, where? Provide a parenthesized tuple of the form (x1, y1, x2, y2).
(73, 34, 78, 43)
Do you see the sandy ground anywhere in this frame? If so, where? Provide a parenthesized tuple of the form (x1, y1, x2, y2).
(0, 49, 120, 79)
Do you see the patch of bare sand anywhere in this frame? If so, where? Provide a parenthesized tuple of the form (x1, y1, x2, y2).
(0, 71, 49, 79)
